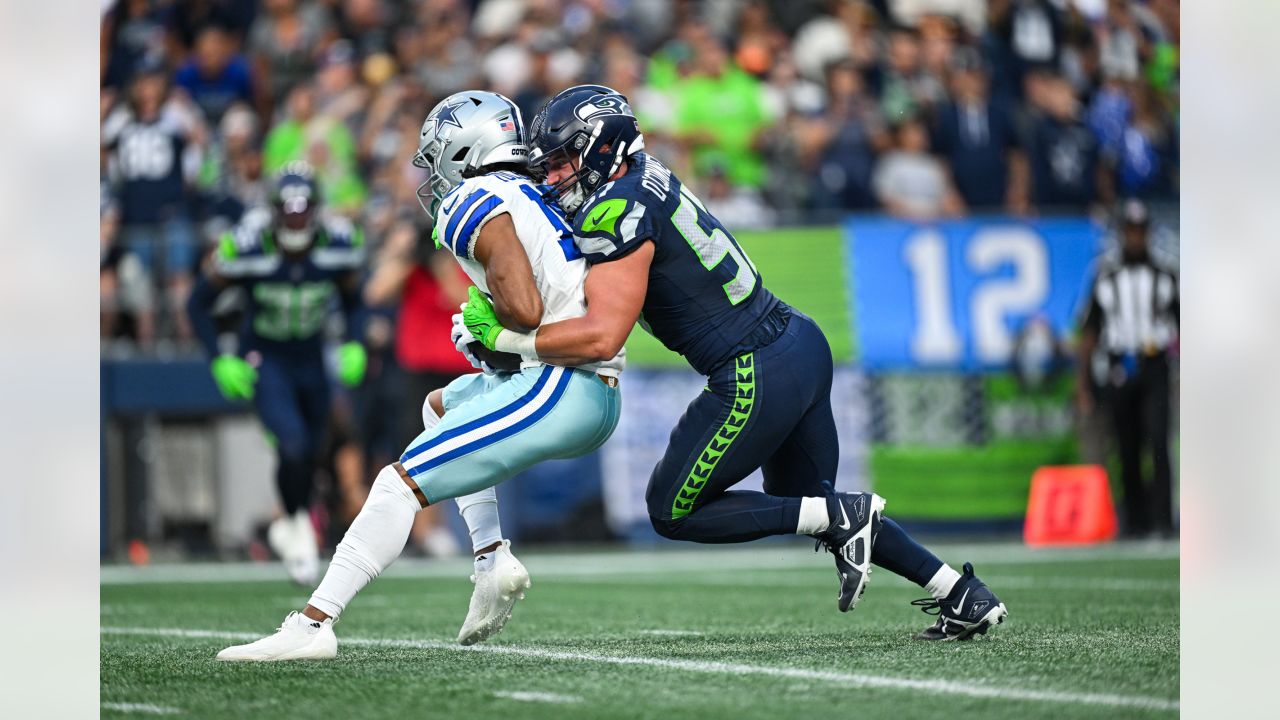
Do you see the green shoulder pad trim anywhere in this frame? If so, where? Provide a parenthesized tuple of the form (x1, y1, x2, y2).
(432, 225, 442, 249)
(580, 198, 629, 237)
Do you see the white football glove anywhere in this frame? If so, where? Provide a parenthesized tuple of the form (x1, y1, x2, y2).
(451, 307, 496, 375)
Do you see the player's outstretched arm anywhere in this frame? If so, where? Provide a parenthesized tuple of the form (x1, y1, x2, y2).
(472, 213, 543, 333)
(185, 257, 230, 359)
(464, 240, 652, 365)
(531, 240, 653, 365)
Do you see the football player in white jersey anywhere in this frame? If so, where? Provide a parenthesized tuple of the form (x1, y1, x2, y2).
(217, 91, 624, 661)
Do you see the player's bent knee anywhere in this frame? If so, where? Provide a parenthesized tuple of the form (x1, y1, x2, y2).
(649, 513, 689, 541)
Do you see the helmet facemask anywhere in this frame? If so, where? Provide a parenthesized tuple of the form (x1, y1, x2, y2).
(412, 136, 455, 217)
(274, 181, 318, 252)
(533, 122, 632, 217)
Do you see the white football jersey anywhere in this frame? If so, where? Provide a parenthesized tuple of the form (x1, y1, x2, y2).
(436, 170, 624, 376)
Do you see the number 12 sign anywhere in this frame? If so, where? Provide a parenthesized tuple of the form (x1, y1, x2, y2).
(846, 217, 1101, 371)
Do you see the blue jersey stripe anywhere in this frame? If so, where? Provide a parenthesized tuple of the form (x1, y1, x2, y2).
(444, 189, 494, 257)
(518, 185, 581, 261)
(400, 366, 555, 464)
(455, 196, 504, 257)
(405, 368, 574, 480)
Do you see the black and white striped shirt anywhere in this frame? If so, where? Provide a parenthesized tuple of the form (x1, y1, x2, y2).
(1083, 256, 1180, 355)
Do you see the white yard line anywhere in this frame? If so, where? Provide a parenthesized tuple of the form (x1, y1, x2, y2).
(101, 626, 1178, 713)
(492, 691, 583, 703)
(101, 702, 182, 715)
(639, 629, 705, 636)
(100, 542, 1178, 586)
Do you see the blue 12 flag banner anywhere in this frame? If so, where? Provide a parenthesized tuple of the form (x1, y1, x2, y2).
(846, 217, 1102, 371)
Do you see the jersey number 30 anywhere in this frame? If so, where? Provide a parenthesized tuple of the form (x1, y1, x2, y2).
(672, 187, 758, 305)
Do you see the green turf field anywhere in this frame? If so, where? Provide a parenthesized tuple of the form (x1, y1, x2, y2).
(100, 541, 1178, 719)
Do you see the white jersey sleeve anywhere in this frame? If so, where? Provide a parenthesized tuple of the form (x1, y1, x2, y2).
(435, 175, 511, 262)
(434, 172, 625, 376)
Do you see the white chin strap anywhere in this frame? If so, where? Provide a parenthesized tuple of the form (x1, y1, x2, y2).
(278, 227, 314, 252)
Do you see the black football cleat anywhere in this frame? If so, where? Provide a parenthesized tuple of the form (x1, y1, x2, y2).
(912, 562, 1008, 641)
(814, 492, 885, 612)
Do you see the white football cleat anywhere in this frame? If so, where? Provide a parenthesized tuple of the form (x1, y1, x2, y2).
(268, 511, 319, 586)
(216, 612, 337, 661)
(457, 540, 530, 646)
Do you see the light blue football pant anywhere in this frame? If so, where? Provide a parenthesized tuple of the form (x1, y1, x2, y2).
(398, 365, 620, 505)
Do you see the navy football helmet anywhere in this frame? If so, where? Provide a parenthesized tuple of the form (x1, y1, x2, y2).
(528, 85, 644, 216)
(271, 161, 321, 252)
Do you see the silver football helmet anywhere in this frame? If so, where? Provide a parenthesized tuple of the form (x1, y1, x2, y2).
(413, 91, 528, 216)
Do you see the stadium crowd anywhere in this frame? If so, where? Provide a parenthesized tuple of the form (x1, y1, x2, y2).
(101, 0, 1179, 348)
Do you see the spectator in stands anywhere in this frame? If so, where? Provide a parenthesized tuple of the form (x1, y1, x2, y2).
(931, 47, 1029, 212)
(875, 23, 945, 122)
(102, 61, 207, 345)
(174, 24, 254, 125)
(413, 4, 481, 99)
(101, 0, 171, 89)
(988, 0, 1064, 100)
(1026, 74, 1109, 212)
(313, 40, 370, 133)
(674, 27, 774, 189)
(873, 116, 965, 220)
(198, 103, 266, 223)
(248, 0, 334, 120)
(808, 58, 888, 212)
(262, 83, 366, 213)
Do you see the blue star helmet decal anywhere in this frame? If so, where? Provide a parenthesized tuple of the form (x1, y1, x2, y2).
(429, 100, 466, 133)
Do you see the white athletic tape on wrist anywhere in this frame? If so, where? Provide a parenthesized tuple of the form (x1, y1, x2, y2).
(494, 328, 538, 359)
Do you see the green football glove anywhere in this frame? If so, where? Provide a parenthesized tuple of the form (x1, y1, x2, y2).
(463, 286, 506, 351)
(210, 354, 257, 401)
(337, 341, 367, 387)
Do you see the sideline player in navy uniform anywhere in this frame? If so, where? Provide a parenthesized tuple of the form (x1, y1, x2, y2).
(464, 85, 1008, 640)
(187, 162, 368, 586)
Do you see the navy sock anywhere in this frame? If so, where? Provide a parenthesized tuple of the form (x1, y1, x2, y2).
(872, 517, 943, 587)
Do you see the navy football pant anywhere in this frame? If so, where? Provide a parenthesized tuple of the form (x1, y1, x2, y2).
(254, 352, 331, 515)
(645, 313, 943, 586)
(646, 312, 837, 543)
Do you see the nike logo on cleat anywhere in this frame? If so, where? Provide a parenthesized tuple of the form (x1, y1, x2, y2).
(951, 588, 969, 614)
(836, 504, 851, 531)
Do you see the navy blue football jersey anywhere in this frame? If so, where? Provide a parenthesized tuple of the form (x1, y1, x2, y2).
(214, 207, 366, 355)
(570, 153, 779, 375)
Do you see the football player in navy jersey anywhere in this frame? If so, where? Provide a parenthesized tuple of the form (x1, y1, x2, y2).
(464, 85, 1008, 640)
(187, 162, 368, 586)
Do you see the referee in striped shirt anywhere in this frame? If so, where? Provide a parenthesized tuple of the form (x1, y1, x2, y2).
(1076, 199, 1179, 538)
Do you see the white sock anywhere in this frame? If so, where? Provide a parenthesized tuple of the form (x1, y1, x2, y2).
(796, 496, 830, 535)
(456, 487, 503, 553)
(925, 564, 963, 601)
(307, 465, 420, 618)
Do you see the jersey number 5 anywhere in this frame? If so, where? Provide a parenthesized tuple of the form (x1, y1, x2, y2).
(671, 187, 759, 305)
